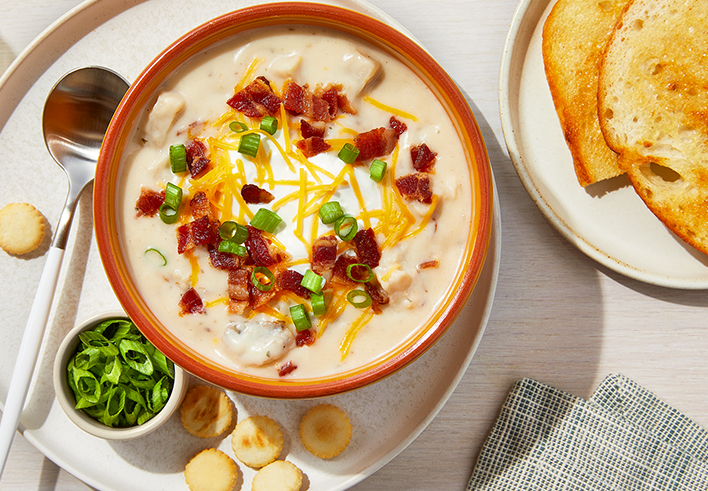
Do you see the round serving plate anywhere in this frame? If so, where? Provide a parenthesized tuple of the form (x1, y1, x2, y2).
(0, 0, 500, 489)
(499, 0, 708, 289)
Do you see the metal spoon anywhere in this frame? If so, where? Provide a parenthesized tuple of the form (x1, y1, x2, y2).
(0, 67, 129, 476)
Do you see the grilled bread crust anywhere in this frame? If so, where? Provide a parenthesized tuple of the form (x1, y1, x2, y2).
(542, 0, 628, 187)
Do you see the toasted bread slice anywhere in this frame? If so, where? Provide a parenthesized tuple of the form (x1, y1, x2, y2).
(628, 163, 708, 254)
(599, 0, 708, 254)
(542, 0, 628, 187)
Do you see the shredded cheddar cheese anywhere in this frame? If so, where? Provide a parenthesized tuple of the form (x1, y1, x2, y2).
(235, 58, 263, 92)
(205, 297, 230, 308)
(184, 250, 200, 288)
(339, 308, 375, 359)
(173, 67, 440, 361)
(363, 95, 419, 122)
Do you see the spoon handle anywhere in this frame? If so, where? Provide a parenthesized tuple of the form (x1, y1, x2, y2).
(0, 246, 64, 477)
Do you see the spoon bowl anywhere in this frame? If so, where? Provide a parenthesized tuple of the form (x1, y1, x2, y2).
(0, 66, 128, 477)
(43, 66, 129, 247)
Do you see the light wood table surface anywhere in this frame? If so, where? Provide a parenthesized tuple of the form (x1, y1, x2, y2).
(2, 0, 708, 490)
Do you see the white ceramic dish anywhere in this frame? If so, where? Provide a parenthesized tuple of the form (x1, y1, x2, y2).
(0, 0, 500, 489)
(53, 311, 189, 440)
(499, 0, 708, 289)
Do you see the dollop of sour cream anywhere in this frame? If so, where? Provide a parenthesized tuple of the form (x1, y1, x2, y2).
(223, 321, 296, 366)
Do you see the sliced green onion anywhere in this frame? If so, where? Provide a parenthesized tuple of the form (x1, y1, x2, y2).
(311, 292, 327, 317)
(318, 201, 344, 224)
(346, 263, 374, 283)
(338, 143, 360, 164)
(347, 289, 372, 309)
(78, 331, 119, 356)
(144, 247, 167, 266)
(219, 221, 249, 243)
(290, 304, 312, 331)
(148, 376, 170, 414)
(119, 339, 154, 376)
(159, 203, 179, 224)
(218, 240, 247, 256)
(250, 208, 282, 234)
(300, 270, 324, 294)
(334, 215, 358, 241)
(169, 144, 187, 173)
(239, 133, 261, 158)
(66, 318, 174, 428)
(251, 266, 275, 292)
(103, 387, 126, 427)
(164, 182, 183, 210)
(103, 355, 123, 384)
(230, 121, 248, 133)
(370, 159, 387, 182)
(260, 116, 278, 135)
(137, 409, 155, 425)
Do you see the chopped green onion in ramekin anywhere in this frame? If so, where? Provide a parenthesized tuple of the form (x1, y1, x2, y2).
(66, 318, 175, 428)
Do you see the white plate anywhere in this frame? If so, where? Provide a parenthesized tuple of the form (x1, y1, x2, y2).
(0, 0, 499, 489)
(499, 0, 708, 289)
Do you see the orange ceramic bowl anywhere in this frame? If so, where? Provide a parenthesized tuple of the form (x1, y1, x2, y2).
(94, 2, 492, 399)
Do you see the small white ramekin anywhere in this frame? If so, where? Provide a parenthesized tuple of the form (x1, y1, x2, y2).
(52, 310, 189, 440)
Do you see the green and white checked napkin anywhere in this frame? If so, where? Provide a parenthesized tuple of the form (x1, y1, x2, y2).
(467, 374, 708, 490)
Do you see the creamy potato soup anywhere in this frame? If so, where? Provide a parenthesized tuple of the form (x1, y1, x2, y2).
(118, 25, 473, 380)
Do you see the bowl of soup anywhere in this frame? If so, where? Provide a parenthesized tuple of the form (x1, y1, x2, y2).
(94, 2, 492, 398)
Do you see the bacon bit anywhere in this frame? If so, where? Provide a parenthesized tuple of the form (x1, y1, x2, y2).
(418, 260, 439, 270)
(283, 80, 331, 121)
(354, 127, 398, 162)
(300, 119, 326, 139)
(179, 288, 205, 315)
(269, 243, 292, 265)
(226, 76, 281, 117)
(208, 242, 242, 270)
(241, 184, 274, 204)
(352, 228, 381, 269)
(135, 188, 165, 217)
(176, 215, 219, 254)
(282, 80, 304, 113)
(244, 226, 277, 267)
(315, 83, 357, 115)
(311, 235, 338, 274)
(249, 276, 279, 309)
(278, 269, 311, 299)
(320, 86, 340, 119)
(411, 143, 437, 172)
(296, 136, 331, 157)
(331, 254, 359, 286)
(176, 225, 192, 254)
(338, 94, 357, 115)
(365, 280, 389, 315)
(296, 329, 316, 347)
(395, 173, 433, 204)
(278, 360, 297, 377)
(227, 268, 250, 314)
(191, 215, 218, 247)
(190, 191, 214, 220)
(186, 139, 211, 179)
(389, 116, 407, 137)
